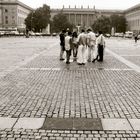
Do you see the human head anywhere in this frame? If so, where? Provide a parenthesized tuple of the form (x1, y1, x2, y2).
(68, 31, 72, 36)
(87, 28, 92, 33)
(62, 29, 66, 33)
(81, 29, 85, 33)
(72, 31, 77, 37)
(99, 31, 103, 35)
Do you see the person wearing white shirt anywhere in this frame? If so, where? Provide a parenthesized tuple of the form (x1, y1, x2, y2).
(87, 29, 97, 62)
(65, 32, 72, 64)
(77, 29, 87, 65)
(96, 31, 105, 62)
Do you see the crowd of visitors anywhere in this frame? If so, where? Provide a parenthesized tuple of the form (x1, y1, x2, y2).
(59, 29, 105, 65)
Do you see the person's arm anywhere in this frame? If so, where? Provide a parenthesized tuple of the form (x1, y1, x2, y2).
(77, 34, 81, 45)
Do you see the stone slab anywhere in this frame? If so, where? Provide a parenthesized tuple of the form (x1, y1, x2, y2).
(42, 118, 73, 130)
(13, 118, 45, 129)
(41, 118, 103, 130)
(0, 117, 17, 129)
(101, 119, 133, 130)
(73, 118, 103, 130)
(129, 119, 140, 130)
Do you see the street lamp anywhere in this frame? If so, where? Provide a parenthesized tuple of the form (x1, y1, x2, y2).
(76, 24, 81, 34)
(31, 11, 35, 31)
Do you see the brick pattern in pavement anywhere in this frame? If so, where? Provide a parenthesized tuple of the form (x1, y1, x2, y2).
(0, 129, 140, 139)
(0, 68, 140, 118)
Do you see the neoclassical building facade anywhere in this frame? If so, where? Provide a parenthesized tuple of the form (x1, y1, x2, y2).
(51, 7, 123, 29)
(0, 0, 33, 30)
(124, 4, 140, 33)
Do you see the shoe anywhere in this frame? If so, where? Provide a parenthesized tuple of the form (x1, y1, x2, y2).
(66, 62, 70, 64)
(92, 59, 96, 63)
(82, 63, 85, 65)
(78, 63, 82, 65)
(97, 59, 103, 62)
(60, 58, 65, 61)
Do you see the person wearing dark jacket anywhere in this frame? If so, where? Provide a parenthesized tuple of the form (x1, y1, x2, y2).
(96, 31, 105, 62)
(59, 29, 66, 60)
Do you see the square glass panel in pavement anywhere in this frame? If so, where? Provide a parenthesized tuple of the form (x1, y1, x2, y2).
(41, 118, 73, 130)
(73, 118, 103, 130)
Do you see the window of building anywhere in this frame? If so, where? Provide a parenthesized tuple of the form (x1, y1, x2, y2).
(5, 20, 8, 24)
(5, 9, 8, 13)
(5, 16, 8, 24)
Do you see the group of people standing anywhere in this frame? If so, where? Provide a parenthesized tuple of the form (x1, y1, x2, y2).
(59, 28, 105, 65)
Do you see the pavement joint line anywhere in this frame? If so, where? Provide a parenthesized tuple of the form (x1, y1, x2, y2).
(0, 50, 47, 78)
(127, 118, 134, 131)
(11, 118, 20, 129)
(0, 42, 58, 78)
(121, 55, 140, 56)
(18, 67, 133, 71)
(106, 48, 140, 73)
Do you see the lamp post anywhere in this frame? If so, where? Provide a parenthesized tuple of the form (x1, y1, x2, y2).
(76, 25, 81, 34)
(31, 11, 34, 31)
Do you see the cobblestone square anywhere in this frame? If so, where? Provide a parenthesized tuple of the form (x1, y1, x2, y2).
(0, 37, 140, 139)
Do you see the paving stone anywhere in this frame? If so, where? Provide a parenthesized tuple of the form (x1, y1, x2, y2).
(13, 118, 45, 129)
(0, 117, 17, 129)
(129, 119, 140, 130)
(1, 37, 140, 139)
(73, 118, 103, 130)
(42, 118, 103, 130)
(101, 119, 133, 130)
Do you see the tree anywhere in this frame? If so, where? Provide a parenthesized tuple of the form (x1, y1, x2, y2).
(51, 12, 74, 33)
(92, 16, 111, 34)
(25, 4, 51, 32)
(110, 14, 127, 33)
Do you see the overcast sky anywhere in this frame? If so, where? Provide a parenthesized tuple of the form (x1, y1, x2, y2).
(20, 0, 140, 10)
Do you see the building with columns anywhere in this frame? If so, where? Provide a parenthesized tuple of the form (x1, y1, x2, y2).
(0, 0, 33, 30)
(124, 4, 140, 33)
(0, 0, 140, 33)
(51, 6, 124, 29)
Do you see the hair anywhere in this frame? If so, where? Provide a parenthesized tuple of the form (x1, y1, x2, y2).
(81, 29, 85, 32)
(62, 29, 66, 33)
(68, 31, 72, 36)
(72, 32, 77, 38)
(99, 31, 103, 34)
(87, 28, 92, 32)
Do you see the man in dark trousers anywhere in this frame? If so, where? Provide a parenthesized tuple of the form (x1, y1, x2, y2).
(59, 29, 66, 60)
(96, 31, 105, 62)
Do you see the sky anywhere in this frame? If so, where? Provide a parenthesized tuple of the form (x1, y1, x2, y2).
(20, 0, 140, 10)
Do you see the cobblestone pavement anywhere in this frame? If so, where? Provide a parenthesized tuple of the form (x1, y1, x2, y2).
(0, 37, 140, 139)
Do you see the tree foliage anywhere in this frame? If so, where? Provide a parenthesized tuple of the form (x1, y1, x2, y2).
(92, 14, 127, 34)
(51, 12, 74, 33)
(110, 14, 127, 33)
(25, 4, 51, 32)
(92, 16, 111, 34)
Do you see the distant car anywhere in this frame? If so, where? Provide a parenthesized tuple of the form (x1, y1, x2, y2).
(0, 31, 4, 36)
(137, 35, 140, 39)
(29, 31, 35, 36)
(52, 33, 57, 36)
(105, 33, 111, 38)
(35, 32, 42, 36)
(118, 33, 124, 37)
(125, 31, 133, 38)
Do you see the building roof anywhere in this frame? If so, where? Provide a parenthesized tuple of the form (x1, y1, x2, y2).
(51, 8, 124, 14)
(0, 0, 34, 11)
(124, 3, 140, 13)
